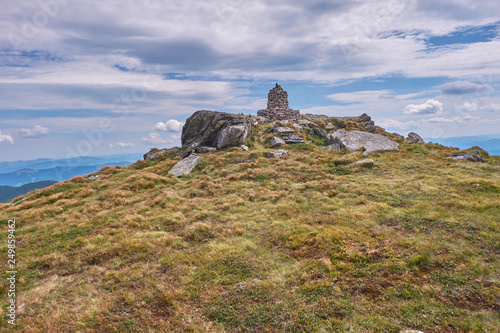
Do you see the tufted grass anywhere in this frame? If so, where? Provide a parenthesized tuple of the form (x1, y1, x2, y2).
(1, 122, 499, 332)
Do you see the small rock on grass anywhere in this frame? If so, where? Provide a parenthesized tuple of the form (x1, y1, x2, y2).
(267, 150, 288, 159)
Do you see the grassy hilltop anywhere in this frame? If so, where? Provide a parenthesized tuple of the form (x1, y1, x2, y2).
(1, 120, 499, 332)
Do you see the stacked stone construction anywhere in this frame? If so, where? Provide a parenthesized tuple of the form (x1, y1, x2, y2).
(257, 83, 300, 121)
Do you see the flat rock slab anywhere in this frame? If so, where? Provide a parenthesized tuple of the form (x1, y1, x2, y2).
(168, 154, 201, 177)
(282, 133, 304, 144)
(326, 130, 399, 156)
(355, 158, 375, 164)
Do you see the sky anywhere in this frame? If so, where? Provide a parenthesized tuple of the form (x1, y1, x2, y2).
(1, 0, 500, 161)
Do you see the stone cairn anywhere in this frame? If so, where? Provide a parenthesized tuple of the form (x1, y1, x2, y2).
(257, 84, 300, 121)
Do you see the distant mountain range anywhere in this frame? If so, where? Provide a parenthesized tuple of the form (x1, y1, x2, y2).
(0, 163, 133, 187)
(0, 153, 143, 188)
(0, 180, 57, 203)
(0, 153, 144, 203)
(0, 153, 143, 174)
(426, 135, 500, 156)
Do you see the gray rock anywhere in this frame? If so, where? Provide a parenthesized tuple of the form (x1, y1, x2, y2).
(215, 124, 252, 149)
(326, 130, 399, 156)
(358, 113, 371, 123)
(177, 149, 193, 158)
(267, 150, 288, 158)
(392, 133, 405, 141)
(313, 127, 327, 137)
(364, 124, 377, 133)
(355, 158, 375, 164)
(240, 145, 249, 151)
(282, 133, 304, 144)
(144, 147, 180, 160)
(447, 152, 485, 162)
(194, 146, 216, 154)
(292, 123, 303, 132)
(168, 154, 202, 177)
(327, 143, 341, 150)
(272, 126, 295, 135)
(181, 110, 252, 150)
(298, 119, 314, 126)
(406, 132, 424, 144)
(325, 123, 335, 131)
(270, 136, 286, 147)
(258, 117, 267, 124)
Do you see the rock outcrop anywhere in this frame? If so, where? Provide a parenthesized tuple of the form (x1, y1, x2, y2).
(392, 133, 405, 141)
(181, 110, 252, 150)
(144, 147, 180, 160)
(406, 132, 424, 144)
(168, 154, 202, 177)
(447, 150, 485, 162)
(326, 130, 399, 156)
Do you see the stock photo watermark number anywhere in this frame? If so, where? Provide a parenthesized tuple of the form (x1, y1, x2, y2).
(6, 219, 17, 325)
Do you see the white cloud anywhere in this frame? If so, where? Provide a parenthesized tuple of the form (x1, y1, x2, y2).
(404, 100, 443, 115)
(156, 119, 185, 132)
(142, 132, 167, 144)
(440, 81, 493, 95)
(19, 125, 49, 138)
(459, 101, 478, 112)
(0, 131, 14, 144)
(109, 142, 134, 148)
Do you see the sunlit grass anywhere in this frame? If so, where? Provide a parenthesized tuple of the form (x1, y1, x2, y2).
(1, 123, 499, 332)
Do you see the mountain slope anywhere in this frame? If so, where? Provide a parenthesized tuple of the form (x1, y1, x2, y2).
(0, 180, 58, 203)
(1, 123, 499, 332)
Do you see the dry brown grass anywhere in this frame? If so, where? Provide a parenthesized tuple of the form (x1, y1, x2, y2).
(1, 122, 499, 331)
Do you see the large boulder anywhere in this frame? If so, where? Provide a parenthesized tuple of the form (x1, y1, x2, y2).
(326, 130, 399, 156)
(181, 110, 252, 150)
(215, 124, 252, 149)
(168, 154, 202, 177)
(406, 132, 424, 144)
